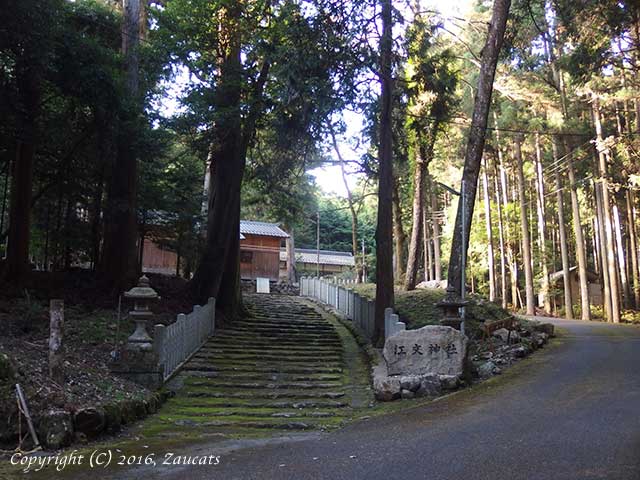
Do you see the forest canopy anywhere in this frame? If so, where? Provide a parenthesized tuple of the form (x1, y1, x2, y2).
(1, 0, 639, 328)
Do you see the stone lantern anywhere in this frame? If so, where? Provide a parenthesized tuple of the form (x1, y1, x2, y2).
(111, 275, 163, 389)
(124, 275, 159, 352)
(436, 285, 468, 330)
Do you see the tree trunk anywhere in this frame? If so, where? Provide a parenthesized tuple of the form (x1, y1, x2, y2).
(625, 189, 640, 308)
(493, 114, 509, 308)
(189, 3, 270, 320)
(3, 65, 40, 282)
(593, 95, 620, 323)
(493, 158, 508, 309)
(564, 140, 592, 321)
(446, 0, 511, 296)
(331, 126, 361, 281)
(534, 133, 551, 312)
(392, 178, 406, 283)
(546, 0, 590, 320)
(89, 169, 105, 270)
(514, 136, 535, 315)
(613, 200, 630, 308)
(0, 155, 10, 251)
(189, 2, 244, 319)
(286, 226, 297, 283)
(373, 0, 395, 346)
(553, 139, 573, 319)
(595, 178, 613, 321)
(100, 0, 144, 291)
(481, 157, 496, 301)
(406, 124, 440, 290)
(405, 147, 427, 290)
(430, 178, 442, 282)
(508, 171, 520, 310)
(422, 206, 430, 281)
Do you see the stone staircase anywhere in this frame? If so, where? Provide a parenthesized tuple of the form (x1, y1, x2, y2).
(147, 294, 366, 437)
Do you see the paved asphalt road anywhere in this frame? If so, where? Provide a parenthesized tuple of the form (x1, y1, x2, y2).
(64, 317, 640, 480)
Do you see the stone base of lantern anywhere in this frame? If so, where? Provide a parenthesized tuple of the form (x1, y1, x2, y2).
(110, 348, 164, 390)
(440, 317, 463, 330)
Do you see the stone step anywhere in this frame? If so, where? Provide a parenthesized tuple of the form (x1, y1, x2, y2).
(166, 397, 350, 409)
(213, 333, 342, 345)
(182, 364, 343, 374)
(187, 355, 342, 366)
(193, 352, 342, 362)
(241, 314, 327, 321)
(227, 324, 336, 334)
(169, 408, 341, 419)
(205, 337, 341, 347)
(151, 294, 360, 440)
(184, 390, 346, 400)
(197, 346, 342, 356)
(167, 418, 339, 431)
(180, 371, 342, 382)
(184, 379, 343, 390)
(191, 353, 342, 364)
(243, 317, 326, 324)
(218, 329, 339, 339)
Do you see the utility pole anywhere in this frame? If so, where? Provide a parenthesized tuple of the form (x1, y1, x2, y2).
(316, 210, 320, 277)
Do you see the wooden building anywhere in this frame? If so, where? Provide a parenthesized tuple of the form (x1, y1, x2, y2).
(240, 220, 289, 281)
(140, 220, 289, 279)
(547, 266, 603, 309)
(141, 237, 178, 275)
(279, 248, 355, 277)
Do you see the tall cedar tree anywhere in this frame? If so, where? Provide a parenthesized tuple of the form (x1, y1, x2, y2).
(373, 0, 395, 345)
(446, 0, 511, 296)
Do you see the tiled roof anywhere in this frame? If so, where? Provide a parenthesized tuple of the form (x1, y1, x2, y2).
(240, 220, 289, 238)
(280, 248, 355, 266)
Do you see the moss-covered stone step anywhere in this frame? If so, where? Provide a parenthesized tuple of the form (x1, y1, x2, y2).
(191, 353, 342, 364)
(220, 327, 338, 337)
(146, 294, 361, 439)
(184, 389, 346, 400)
(196, 344, 343, 354)
(237, 316, 331, 325)
(180, 371, 342, 382)
(244, 309, 321, 317)
(185, 359, 343, 370)
(160, 406, 343, 418)
(182, 364, 343, 374)
(198, 343, 343, 352)
(211, 335, 342, 346)
(197, 346, 343, 356)
(165, 418, 342, 431)
(215, 330, 340, 341)
(208, 337, 343, 348)
(231, 321, 336, 330)
(183, 379, 343, 390)
(163, 397, 350, 409)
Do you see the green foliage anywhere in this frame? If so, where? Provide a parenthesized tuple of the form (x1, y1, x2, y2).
(352, 284, 513, 330)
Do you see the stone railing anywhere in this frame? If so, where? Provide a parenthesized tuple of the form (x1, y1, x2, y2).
(300, 277, 405, 342)
(153, 297, 216, 381)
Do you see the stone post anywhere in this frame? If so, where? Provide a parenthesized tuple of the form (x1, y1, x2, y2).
(49, 299, 65, 385)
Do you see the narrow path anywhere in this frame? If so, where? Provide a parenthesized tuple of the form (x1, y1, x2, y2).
(142, 294, 370, 438)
